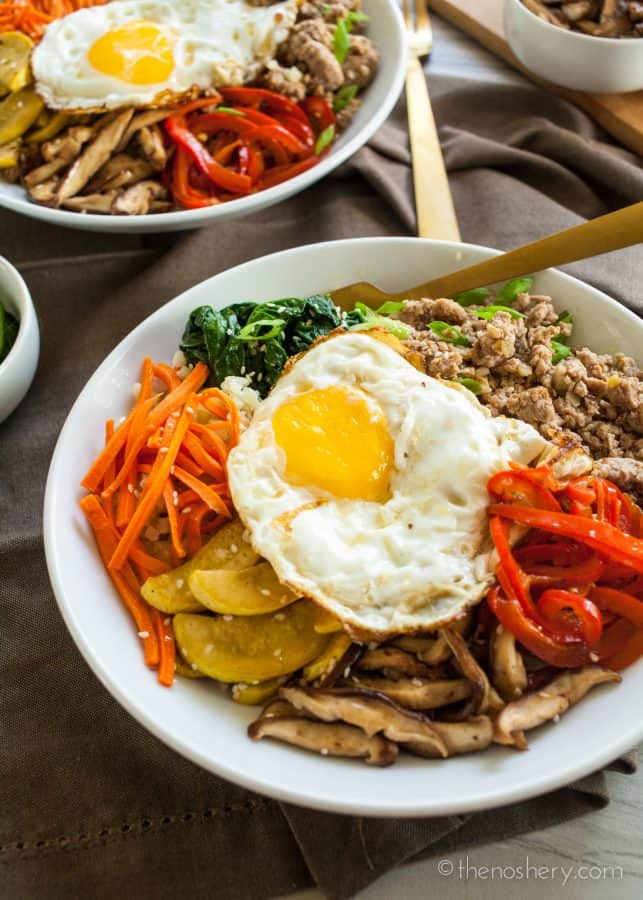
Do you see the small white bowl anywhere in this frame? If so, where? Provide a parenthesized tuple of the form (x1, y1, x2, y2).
(0, 257, 39, 423)
(0, 0, 405, 234)
(44, 238, 643, 818)
(505, 0, 643, 94)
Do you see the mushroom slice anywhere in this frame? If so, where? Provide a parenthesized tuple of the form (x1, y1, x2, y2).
(248, 715, 398, 766)
(85, 152, 154, 192)
(55, 109, 134, 204)
(405, 716, 493, 758)
(28, 176, 60, 203)
(280, 685, 449, 758)
(116, 108, 175, 152)
(135, 123, 167, 170)
(351, 677, 472, 710)
(494, 666, 621, 749)
(62, 191, 118, 213)
(111, 179, 166, 216)
(319, 641, 364, 688)
(490, 626, 528, 702)
(41, 124, 95, 162)
(442, 627, 504, 715)
(356, 647, 433, 679)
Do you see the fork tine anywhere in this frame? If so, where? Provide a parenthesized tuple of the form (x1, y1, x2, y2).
(402, 0, 412, 30)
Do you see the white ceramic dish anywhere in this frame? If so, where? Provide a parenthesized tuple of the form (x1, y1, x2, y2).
(0, 0, 405, 234)
(44, 238, 643, 817)
(505, 0, 643, 94)
(0, 256, 39, 423)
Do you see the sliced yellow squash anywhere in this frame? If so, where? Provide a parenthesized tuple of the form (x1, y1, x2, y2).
(303, 632, 352, 682)
(188, 562, 297, 616)
(27, 111, 70, 144)
(231, 677, 283, 706)
(0, 139, 20, 169)
(0, 87, 44, 145)
(173, 599, 328, 683)
(0, 32, 34, 94)
(141, 519, 259, 614)
(313, 605, 343, 634)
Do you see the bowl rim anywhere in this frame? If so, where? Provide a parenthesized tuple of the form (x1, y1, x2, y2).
(0, 0, 406, 232)
(43, 237, 643, 817)
(506, 0, 643, 46)
(0, 256, 35, 376)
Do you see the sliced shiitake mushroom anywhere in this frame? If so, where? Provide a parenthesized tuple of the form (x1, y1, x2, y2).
(349, 676, 472, 711)
(404, 716, 494, 758)
(490, 625, 528, 702)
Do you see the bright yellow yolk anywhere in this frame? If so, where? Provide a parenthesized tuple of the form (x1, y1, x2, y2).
(272, 386, 394, 502)
(88, 21, 175, 86)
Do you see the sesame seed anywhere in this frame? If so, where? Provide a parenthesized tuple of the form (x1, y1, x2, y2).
(138, 631, 149, 638)
(343, 666, 351, 678)
(320, 748, 329, 755)
(191, 663, 198, 671)
(260, 588, 271, 596)
(127, 484, 134, 493)
(553, 714, 561, 723)
(159, 447, 169, 455)
(186, 406, 195, 415)
(274, 613, 285, 621)
(164, 617, 171, 625)
(205, 643, 213, 654)
(590, 652, 599, 662)
(182, 507, 192, 515)
(230, 543, 238, 553)
(223, 615, 233, 622)
(273, 648, 282, 656)
(164, 635, 172, 642)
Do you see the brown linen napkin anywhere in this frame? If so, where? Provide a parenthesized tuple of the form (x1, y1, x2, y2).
(1, 72, 642, 900)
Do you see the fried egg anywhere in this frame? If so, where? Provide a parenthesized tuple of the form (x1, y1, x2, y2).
(32, 0, 298, 111)
(227, 332, 547, 639)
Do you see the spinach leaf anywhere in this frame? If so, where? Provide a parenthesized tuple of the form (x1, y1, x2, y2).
(0, 301, 19, 365)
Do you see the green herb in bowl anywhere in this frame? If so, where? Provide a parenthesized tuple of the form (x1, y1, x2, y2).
(0, 298, 19, 364)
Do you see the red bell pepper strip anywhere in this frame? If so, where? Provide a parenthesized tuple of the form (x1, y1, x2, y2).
(489, 504, 643, 573)
(257, 155, 319, 189)
(299, 95, 336, 132)
(165, 114, 252, 195)
(537, 589, 603, 645)
(488, 469, 561, 511)
(487, 585, 592, 668)
(590, 586, 643, 628)
(514, 542, 604, 586)
(241, 123, 310, 157)
(220, 87, 309, 123)
(604, 627, 643, 670)
(171, 147, 220, 209)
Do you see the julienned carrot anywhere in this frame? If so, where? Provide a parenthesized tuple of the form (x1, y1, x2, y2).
(163, 477, 186, 560)
(81, 356, 239, 687)
(153, 609, 176, 687)
(172, 465, 231, 517)
(79, 495, 159, 668)
(109, 403, 194, 571)
(147, 361, 209, 428)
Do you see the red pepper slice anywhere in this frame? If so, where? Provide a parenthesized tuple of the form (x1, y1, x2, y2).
(258, 155, 319, 189)
(487, 584, 591, 668)
(590, 586, 643, 628)
(299, 95, 336, 133)
(173, 95, 222, 116)
(165, 114, 252, 195)
(241, 123, 310, 157)
(489, 516, 532, 611)
(537, 589, 603, 645)
(220, 87, 309, 124)
(488, 470, 561, 512)
(190, 113, 255, 137)
(604, 627, 643, 670)
(171, 147, 220, 209)
(489, 504, 643, 573)
(508, 463, 564, 492)
(565, 477, 597, 507)
(514, 542, 604, 586)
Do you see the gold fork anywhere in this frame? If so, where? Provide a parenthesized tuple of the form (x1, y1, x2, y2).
(403, 0, 460, 241)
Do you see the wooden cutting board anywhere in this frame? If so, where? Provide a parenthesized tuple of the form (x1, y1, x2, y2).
(428, 0, 643, 157)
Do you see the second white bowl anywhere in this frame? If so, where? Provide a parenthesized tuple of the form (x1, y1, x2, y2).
(505, 0, 643, 94)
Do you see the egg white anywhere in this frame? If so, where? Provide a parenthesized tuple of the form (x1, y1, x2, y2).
(32, 0, 298, 111)
(227, 333, 547, 639)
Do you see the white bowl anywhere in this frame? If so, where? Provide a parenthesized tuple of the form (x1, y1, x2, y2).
(505, 0, 643, 94)
(0, 0, 405, 234)
(44, 238, 643, 817)
(0, 256, 39, 423)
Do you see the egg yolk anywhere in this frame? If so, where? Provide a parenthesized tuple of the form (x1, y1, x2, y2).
(272, 386, 394, 502)
(88, 21, 175, 86)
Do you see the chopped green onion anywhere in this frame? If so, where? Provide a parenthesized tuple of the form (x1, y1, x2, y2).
(346, 10, 370, 28)
(474, 305, 526, 320)
(333, 84, 358, 113)
(452, 287, 490, 307)
(333, 18, 350, 64)
(497, 277, 534, 304)
(314, 124, 335, 155)
(557, 310, 573, 325)
(551, 340, 572, 365)
(375, 300, 405, 315)
(237, 318, 286, 342)
(349, 301, 411, 339)
(428, 321, 472, 347)
(215, 106, 246, 116)
(455, 378, 484, 396)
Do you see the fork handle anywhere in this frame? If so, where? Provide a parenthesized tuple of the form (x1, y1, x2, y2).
(406, 56, 461, 241)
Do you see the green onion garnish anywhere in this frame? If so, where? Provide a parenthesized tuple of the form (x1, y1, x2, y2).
(497, 277, 534, 303)
(428, 321, 472, 347)
(474, 305, 526, 320)
(455, 378, 484, 395)
(452, 287, 490, 307)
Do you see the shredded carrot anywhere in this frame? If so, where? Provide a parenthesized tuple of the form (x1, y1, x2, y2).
(80, 357, 239, 686)
(0, 1, 108, 41)
(79, 495, 160, 668)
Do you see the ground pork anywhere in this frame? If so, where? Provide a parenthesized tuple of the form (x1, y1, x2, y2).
(399, 293, 642, 463)
(279, 19, 345, 93)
